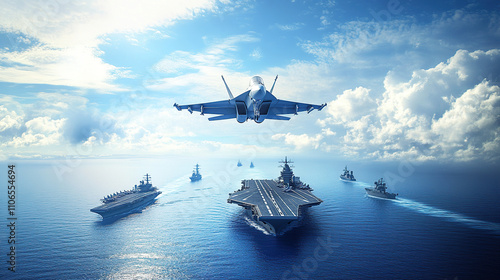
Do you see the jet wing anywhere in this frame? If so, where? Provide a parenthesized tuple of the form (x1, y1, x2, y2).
(173, 100, 235, 115)
(173, 91, 251, 121)
(268, 99, 327, 115)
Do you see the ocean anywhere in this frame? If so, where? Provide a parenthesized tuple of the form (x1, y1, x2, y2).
(1, 157, 499, 279)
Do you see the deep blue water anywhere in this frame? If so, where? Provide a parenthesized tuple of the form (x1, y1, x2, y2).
(1, 158, 499, 279)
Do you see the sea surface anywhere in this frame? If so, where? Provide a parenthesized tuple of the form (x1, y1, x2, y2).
(1, 157, 499, 279)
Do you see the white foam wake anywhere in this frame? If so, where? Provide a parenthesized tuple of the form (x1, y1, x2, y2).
(395, 198, 500, 236)
(244, 216, 271, 235)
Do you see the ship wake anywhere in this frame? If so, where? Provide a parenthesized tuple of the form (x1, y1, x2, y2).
(244, 216, 271, 235)
(395, 198, 500, 236)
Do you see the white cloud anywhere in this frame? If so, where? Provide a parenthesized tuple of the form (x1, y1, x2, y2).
(431, 80, 500, 154)
(0, 105, 23, 132)
(272, 132, 324, 150)
(300, 7, 500, 72)
(324, 87, 376, 124)
(275, 23, 304, 31)
(250, 48, 262, 60)
(375, 49, 500, 148)
(271, 127, 336, 151)
(152, 33, 259, 75)
(0, 0, 229, 90)
(264, 48, 500, 162)
(0, 45, 129, 90)
(148, 33, 260, 100)
(0, 1, 220, 48)
(8, 116, 65, 147)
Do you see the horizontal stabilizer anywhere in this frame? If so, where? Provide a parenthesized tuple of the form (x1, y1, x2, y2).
(208, 114, 237, 121)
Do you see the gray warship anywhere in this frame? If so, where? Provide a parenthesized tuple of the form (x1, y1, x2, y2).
(228, 157, 323, 235)
(365, 178, 398, 199)
(340, 165, 356, 181)
(190, 164, 202, 182)
(90, 174, 161, 219)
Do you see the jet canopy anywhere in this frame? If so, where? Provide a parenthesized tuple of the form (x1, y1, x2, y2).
(250, 76, 264, 87)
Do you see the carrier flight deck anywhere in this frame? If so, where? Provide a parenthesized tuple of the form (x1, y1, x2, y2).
(228, 158, 322, 235)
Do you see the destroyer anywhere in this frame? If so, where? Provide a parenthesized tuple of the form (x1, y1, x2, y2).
(228, 157, 322, 235)
(365, 178, 398, 199)
(340, 165, 356, 181)
(190, 164, 202, 182)
(90, 174, 161, 219)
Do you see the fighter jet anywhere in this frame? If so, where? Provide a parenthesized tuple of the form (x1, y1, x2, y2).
(173, 75, 327, 123)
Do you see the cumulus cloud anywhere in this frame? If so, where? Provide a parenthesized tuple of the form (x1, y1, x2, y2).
(0, 106, 23, 132)
(271, 127, 336, 151)
(375, 49, 500, 147)
(314, 49, 500, 162)
(431, 81, 500, 159)
(8, 116, 65, 147)
(272, 133, 323, 150)
(0, 92, 123, 159)
(323, 87, 376, 124)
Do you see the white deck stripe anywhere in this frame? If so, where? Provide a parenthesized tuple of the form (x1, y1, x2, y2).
(264, 180, 294, 215)
(259, 180, 284, 216)
(254, 180, 273, 216)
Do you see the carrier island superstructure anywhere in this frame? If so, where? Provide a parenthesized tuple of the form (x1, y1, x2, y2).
(227, 157, 322, 235)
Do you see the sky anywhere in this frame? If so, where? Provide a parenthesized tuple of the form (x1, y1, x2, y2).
(0, 0, 499, 164)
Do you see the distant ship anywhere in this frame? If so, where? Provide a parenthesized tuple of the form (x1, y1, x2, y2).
(340, 165, 356, 181)
(228, 157, 322, 235)
(365, 178, 398, 199)
(237, 160, 242, 167)
(190, 164, 202, 182)
(250, 162, 254, 168)
(90, 174, 161, 219)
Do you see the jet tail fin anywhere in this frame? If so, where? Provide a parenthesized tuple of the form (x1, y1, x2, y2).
(221, 75, 234, 99)
(270, 75, 278, 94)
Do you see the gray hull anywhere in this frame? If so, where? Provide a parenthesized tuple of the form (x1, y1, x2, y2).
(91, 191, 160, 219)
(365, 188, 397, 199)
(340, 175, 356, 181)
(228, 179, 322, 235)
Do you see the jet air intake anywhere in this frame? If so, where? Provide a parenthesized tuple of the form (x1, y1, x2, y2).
(255, 101, 271, 123)
(235, 101, 247, 123)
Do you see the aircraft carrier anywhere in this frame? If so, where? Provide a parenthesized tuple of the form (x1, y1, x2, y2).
(228, 157, 322, 235)
(90, 174, 161, 219)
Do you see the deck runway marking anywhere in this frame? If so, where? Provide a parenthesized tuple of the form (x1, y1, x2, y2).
(257, 180, 283, 216)
(254, 180, 273, 216)
(263, 180, 292, 215)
